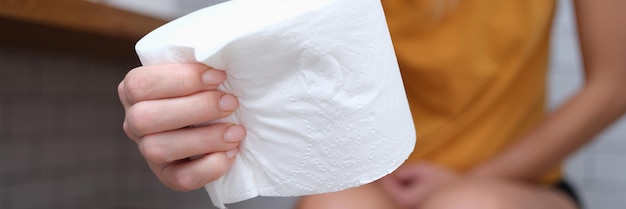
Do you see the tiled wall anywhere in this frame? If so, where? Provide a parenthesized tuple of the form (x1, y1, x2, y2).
(551, 1, 626, 209)
(0, 44, 223, 209)
(0, 45, 208, 209)
(0, 46, 135, 209)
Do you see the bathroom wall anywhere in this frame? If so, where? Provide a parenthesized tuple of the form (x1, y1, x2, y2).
(87, 0, 179, 19)
(0, 46, 134, 208)
(92, 0, 226, 20)
(0, 44, 222, 209)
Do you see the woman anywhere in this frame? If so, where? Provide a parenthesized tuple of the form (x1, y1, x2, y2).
(118, 0, 625, 208)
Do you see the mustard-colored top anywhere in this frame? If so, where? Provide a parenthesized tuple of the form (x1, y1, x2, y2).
(382, 0, 559, 183)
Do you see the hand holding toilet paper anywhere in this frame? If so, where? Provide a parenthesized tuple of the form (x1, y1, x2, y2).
(135, 0, 416, 208)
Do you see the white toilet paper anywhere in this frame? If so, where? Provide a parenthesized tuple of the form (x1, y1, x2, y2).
(135, 0, 416, 208)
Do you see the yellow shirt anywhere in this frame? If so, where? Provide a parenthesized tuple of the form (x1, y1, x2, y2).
(382, 0, 559, 183)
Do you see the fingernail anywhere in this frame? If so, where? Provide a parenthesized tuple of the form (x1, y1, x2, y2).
(226, 148, 239, 159)
(202, 70, 225, 85)
(219, 94, 238, 111)
(224, 125, 245, 143)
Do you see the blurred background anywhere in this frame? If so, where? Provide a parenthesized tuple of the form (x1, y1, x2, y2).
(0, 0, 624, 208)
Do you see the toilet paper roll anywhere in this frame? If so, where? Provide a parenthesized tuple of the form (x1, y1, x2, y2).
(135, 0, 416, 208)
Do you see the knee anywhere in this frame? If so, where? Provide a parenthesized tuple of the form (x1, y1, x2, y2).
(295, 183, 396, 209)
(421, 180, 507, 209)
(296, 193, 344, 209)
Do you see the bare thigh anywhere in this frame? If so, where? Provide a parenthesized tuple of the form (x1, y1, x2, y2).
(420, 179, 578, 209)
(295, 179, 578, 209)
(296, 183, 399, 209)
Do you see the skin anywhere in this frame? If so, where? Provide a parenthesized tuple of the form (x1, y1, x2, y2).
(117, 0, 625, 208)
(118, 63, 246, 191)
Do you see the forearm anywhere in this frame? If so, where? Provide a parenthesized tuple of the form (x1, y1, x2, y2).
(469, 0, 626, 181)
(470, 80, 626, 181)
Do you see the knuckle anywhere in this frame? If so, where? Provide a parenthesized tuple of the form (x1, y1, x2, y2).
(178, 68, 198, 89)
(117, 81, 126, 101)
(171, 170, 200, 191)
(122, 121, 136, 141)
(211, 158, 230, 177)
(138, 136, 171, 164)
(197, 91, 225, 116)
(125, 104, 153, 136)
(194, 91, 211, 103)
(123, 71, 152, 103)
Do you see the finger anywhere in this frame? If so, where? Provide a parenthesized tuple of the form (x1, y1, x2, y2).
(390, 166, 422, 183)
(158, 150, 239, 191)
(393, 162, 436, 180)
(123, 120, 140, 142)
(118, 81, 131, 111)
(379, 175, 422, 208)
(122, 63, 226, 105)
(388, 181, 429, 209)
(377, 177, 406, 200)
(383, 166, 427, 208)
(138, 123, 246, 165)
(408, 184, 436, 209)
(126, 91, 239, 137)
